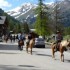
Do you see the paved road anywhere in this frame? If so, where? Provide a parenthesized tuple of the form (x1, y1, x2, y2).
(0, 42, 70, 70)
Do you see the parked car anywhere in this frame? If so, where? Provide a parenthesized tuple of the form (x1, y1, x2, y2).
(34, 38, 45, 48)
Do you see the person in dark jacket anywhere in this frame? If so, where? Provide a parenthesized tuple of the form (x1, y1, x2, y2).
(18, 32, 24, 50)
(55, 31, 63, 50)
(10, 35, 12, 42)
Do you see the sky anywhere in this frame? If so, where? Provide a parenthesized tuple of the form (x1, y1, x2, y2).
(0, 0, 54, 11)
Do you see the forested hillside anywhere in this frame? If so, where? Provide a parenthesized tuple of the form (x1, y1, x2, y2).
(0, 8, 22, 33)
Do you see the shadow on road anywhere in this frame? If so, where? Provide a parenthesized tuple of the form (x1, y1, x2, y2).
(0, 52, 20, 54)
(36, 53, 52, 57)
(0, 44, 25, 50)
(65, 59, 70, 63)
(0, 65, 41, 70)
(18, 65, 35, 67)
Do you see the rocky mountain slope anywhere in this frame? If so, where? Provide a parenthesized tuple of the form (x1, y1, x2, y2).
(7, 1, 70, 27)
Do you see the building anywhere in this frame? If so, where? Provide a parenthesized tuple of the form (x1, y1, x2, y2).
(0, 16, 8, 37)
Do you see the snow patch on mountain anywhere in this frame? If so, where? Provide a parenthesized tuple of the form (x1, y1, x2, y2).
(6, 3, 38, 23)
(6, 2, 54, 24)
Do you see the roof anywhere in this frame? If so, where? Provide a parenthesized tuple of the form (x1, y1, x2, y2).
(0, 16, 6, 24)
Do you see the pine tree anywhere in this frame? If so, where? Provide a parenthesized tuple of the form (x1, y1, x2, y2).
(35, 0, 51, 36)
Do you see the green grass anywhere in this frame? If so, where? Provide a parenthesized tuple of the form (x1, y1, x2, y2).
(64, 35, 70, 40)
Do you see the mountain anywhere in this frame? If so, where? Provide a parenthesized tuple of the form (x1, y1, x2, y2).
(7, 1, 70, 27)
(7, 3, 37, 23)
(7, 2, 54, 24)
(48, 0, 70, 27)
(59, 0, 70, 27)
(0, 8, 20, 23)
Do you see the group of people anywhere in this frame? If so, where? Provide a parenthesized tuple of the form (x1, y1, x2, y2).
(4, 34, 18, 43)
(10, 35, 16, 42)
(17, 32, 35, 50)
(17, 30, 63, 51)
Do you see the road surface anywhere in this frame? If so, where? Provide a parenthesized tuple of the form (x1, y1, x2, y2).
(0, 42, 70, 70)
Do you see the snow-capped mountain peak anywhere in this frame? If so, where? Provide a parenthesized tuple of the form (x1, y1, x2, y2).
(7, 2, 37, 22)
